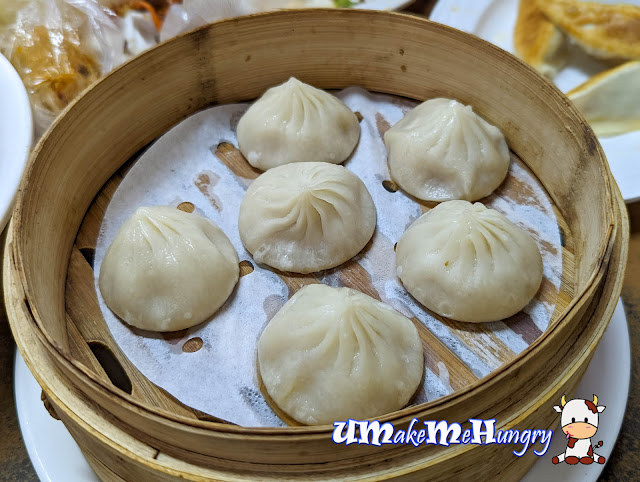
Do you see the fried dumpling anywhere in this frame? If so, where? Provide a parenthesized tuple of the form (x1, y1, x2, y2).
(258, 284, 424, 425)
(236, 77, 360, 170)
(537, 0, 640, 60)
(396, 200, 543, 323)
(384, 98, 510, 202)
(568, 60, 640, 137)
(513, 0, 568, 78)
(99, 206, 239, 332)
(238, 162, 376, 273)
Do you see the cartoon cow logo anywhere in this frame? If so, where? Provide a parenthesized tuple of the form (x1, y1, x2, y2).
(552, 394, 606, 465)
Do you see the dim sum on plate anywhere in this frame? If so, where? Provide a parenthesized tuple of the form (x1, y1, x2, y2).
(568, 60, 640, 137)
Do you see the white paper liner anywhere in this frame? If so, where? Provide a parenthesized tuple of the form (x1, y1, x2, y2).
(94, 87, 563, 427)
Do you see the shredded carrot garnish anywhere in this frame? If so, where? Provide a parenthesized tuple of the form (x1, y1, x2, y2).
(130, 0, 163, 31)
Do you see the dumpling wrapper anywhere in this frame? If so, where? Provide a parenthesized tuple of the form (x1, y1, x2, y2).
(396, 200, 543, 323)
(258, 284, 424, 425)
(568, 60, 640, 137)
(537, 0, 640, 60)
(99, 206, 239, 332)
(236, 77, 360, 171)
(513, 0, 568, 78)
(384, 98, 510, 202)
(238, 162, 376, 274)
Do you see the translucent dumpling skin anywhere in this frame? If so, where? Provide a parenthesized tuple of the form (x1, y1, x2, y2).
(396, 201, 543, 323)
(238, 162, 376, 274)
(99, 206, 239, 332)
(236, 77, 360, 170)
(384, 98, 510, 202)
(258, 284, 424, 425)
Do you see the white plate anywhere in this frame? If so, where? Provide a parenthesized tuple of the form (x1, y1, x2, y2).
(430, 0, 640, 203)
(522, 300, 630, 481)
(0, 53, 33, 234)
(15, 300, 630, 481)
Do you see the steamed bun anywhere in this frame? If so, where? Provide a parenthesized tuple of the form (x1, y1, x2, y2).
(99, 206, 239, 332)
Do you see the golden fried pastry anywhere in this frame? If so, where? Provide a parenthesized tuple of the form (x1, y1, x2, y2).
(568, 60, 640, 137)
(514, 0, 568, 78)
(537, 0, 640, 60)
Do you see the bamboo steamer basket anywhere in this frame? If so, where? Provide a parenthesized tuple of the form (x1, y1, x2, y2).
(4, 189, 627, 481)
(3, 8, 627, 480)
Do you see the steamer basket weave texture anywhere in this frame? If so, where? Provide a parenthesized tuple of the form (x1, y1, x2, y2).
(3, 9, 628, 481)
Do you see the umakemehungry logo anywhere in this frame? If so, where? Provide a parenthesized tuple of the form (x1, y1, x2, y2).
(332, 418, 553, 457)
(551, 394, 606, 465)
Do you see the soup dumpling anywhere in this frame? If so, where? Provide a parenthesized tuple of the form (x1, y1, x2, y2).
(258, 284, 424, 425)
(396, 200, 543, 323)
(384, 98, 510, 202)
(238, 162, 376, 274)
(99, 206, 239, 332)
(236, 77, 360, 170)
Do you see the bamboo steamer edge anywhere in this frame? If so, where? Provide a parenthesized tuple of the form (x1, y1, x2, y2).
(3, 8, 624, 472)
(4, 188, 628, 480)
